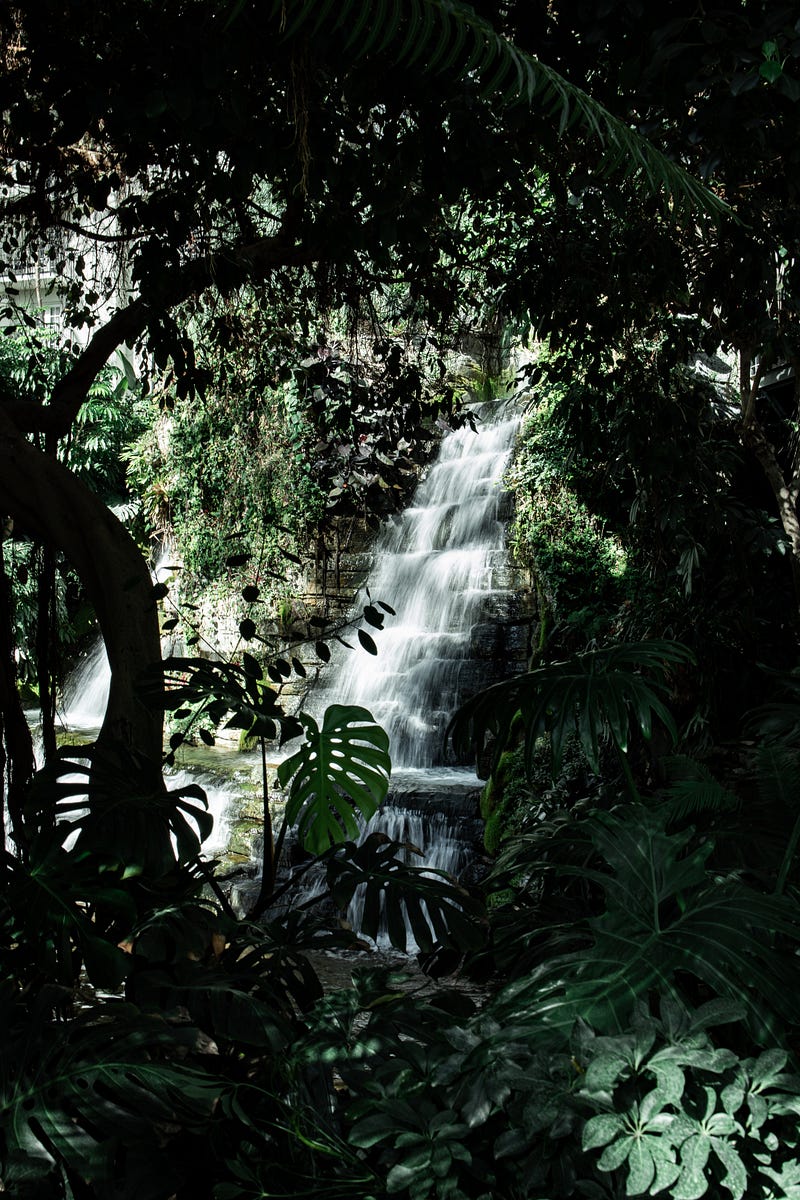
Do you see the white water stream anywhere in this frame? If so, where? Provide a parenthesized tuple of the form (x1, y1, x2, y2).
(314, 399, 520, 768)
(307, 399, 520, 943)
(54, 555, 233, 860)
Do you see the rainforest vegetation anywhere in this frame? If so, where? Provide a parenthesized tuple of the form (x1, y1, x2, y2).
(2, 2, 800, 1197)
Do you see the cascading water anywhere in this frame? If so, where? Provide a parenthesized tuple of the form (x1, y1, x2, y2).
(54, 550, 238, 857)
(315, 399, 520, 767)
(61, 639, 111, 732)
(59, 552, 178, 736)
(308, 398, 521, 946)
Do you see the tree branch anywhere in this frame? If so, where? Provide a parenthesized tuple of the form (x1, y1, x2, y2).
(0, 232, 315, 437)
(52, 217, 135, 245)
(740, 352, 766, 430)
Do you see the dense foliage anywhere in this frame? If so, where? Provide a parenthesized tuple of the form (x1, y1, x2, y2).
(2, 2, 800, 1198)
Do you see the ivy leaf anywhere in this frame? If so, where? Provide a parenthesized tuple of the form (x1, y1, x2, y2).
(711, 1138, 747, 1200)
(750, 1048, 789, 1087)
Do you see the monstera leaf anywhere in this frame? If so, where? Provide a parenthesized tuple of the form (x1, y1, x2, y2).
(1, 992, 218, 1199)
(26, 742, 214, 874)
(493, 806, 800, 1043)
(277, 705, 391, 854)
(326, 832, 485, 954)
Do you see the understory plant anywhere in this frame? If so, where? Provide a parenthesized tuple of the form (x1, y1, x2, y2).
(4, 630, 800, 1199)
(1, 604, 485, 1196)
(300, 981, 800, 1200)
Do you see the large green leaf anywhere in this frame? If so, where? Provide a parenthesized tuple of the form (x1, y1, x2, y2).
(225, 0, 730, 221)
(277, 704, 391, 853)
(0, 993, 218, 1198)
(1, 840, 133, 990)
(27, 741, 214, 874)
(326, 831, 485, 954)
(492, 806, 800, 1043)
(449, 640, 695, 776)
(132, 902, 323, 1033)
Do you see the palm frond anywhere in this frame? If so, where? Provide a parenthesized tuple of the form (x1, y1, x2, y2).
(754, 745, 800, 895)
(448, 640, 694, 777)
(227, 0, 731, 221)
(748, 670, 800, 750)
(659, 754, 739, 822)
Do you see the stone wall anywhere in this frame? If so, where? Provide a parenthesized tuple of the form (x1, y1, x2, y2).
(184, 493, 538, 716)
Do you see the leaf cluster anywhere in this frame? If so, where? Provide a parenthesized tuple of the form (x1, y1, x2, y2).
(449, 639, 695, 776)
(290, 971, 800, 1200)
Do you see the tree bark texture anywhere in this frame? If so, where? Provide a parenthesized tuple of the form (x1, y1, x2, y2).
(0, 542, 35, 852)
(744, 417, 800, 619)
(0, 408, 164, 770)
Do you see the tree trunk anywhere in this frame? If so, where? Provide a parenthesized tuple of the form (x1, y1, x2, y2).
(0, 537, 36, 852)
(0, 410, 164, 774)
(744, 417, 800, 621)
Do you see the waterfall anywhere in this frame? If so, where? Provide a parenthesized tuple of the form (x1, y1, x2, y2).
(315, 399, 520, 768)
(306, 398, 520, 947)
(59, 549, 177, 734)
(54, 546, 238, 859)
(60, 638, 111, 731)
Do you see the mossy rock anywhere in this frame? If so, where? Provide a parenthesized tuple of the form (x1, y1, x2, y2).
(481, 744, 533, 853)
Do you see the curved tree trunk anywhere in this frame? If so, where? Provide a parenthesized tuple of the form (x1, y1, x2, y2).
(0, 409, 163, 775)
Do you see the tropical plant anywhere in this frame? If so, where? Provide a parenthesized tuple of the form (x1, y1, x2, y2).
(483, 802, 800, 1046)
(277, 705, 391, 854)
(145, 635, 483, 951)
(0, 985, 221, 1200)
(0, 688, 485, 1196)
(0, 0, 741, 793)
(448, 639, 695, 791)
(289, 974, 800, 1200)
(225, 0, 729, 221)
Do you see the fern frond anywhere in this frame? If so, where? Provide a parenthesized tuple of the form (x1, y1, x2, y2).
(448, 640, 694, 778)
(659, 755, 739, 821)
(756, 745, 800, 812)
(237, 0, 731, 221)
